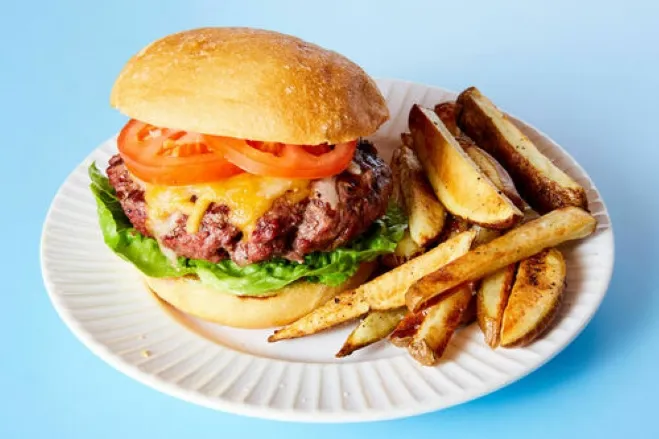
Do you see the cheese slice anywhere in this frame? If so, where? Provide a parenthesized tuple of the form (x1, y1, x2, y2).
(143, 174, 311, 237)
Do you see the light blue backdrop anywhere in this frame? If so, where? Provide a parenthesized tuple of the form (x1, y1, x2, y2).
(3, 1, 658, 437)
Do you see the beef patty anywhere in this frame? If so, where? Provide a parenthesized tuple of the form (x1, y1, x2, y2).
(107, 140, 393, 266)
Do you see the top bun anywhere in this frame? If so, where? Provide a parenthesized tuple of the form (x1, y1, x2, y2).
(110, 27, 389, 145)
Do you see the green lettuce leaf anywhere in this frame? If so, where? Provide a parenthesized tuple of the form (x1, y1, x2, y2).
(88, 162, 406, 296)
(89, 163, 192, 278)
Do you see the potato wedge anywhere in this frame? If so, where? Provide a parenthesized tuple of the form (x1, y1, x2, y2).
(433, 101, 458, 135)
(391, 144, 446, 246)
(388, 311, 418, 348)
(406, 206, 596, 312)
(500, 248, 566, 347)
(463, 143, 525, 210)
(390, 284, 474, 349)
(381, 230, 424, 268)
(455, 87, 588, 213)
(408, 104, 523, 229)
(269, 230, 475, 342)
(434, 100, 525, 210)
(402, 285, 473, 366)
(336, 308, 407, 357)
(477, 264, 516, 348)
(385, 149, 424, 268)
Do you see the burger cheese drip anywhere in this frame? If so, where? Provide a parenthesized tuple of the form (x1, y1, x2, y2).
(144, 174, 311, 236)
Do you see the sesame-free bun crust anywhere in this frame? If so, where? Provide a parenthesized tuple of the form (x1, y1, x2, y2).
(143, 262, 374, 329)
(111, 27, 389, 145)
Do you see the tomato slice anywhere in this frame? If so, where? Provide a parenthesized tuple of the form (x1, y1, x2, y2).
(117, 120, 244, 185)
(204, 136, 357, 179)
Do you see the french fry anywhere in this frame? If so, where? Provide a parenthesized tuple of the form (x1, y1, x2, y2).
(456, 87, 588, 213)
(267, 289, 370, 342)
(406, 207, 597, 312)
(476, 264, 516, 348)
(336, 308, 407, 357)
(269, 231, 476, 342)
(500, 248, 566, 347)
(409, 104, 523, 229)
(391, 144, 446, 246)
(363, 230, 473, 309)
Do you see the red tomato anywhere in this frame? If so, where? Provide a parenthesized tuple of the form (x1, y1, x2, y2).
(204, 136, 357, 179)
(117, 119, 244, 185)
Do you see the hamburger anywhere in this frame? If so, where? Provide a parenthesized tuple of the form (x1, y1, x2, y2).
(88, 27, 404, 328)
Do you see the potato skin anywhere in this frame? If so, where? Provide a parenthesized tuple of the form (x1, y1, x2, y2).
(391, 145, 446, 247)
(500, 248, 566, 347)
(409, 104, 523, 229)
(476, 264, 516, 348)
(456, 87, 588, 214)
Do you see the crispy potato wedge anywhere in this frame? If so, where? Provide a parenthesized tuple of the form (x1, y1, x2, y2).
(406, 206, 596, 312)
(388, 312, 418, 348)
(405, 285, 473, 366)
(269, 231, 475, 342)
(381, 230, 424, 268)
(456, 87, 588, 213)
(463, 143, 525, 210)
(390, 284, 474, 350)
(336, 308, 407, 357)
(434, 100, 525, 209)
(383, 151, 422, 268)
(408, 104, 523, 229)
(433, 101, 458, 135)
(500, 248, 566, 347)
(391, 145, 447, 246)
(477, 264, 516, 348)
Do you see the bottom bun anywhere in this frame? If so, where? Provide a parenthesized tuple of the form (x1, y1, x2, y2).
(143, 262, 375, 329)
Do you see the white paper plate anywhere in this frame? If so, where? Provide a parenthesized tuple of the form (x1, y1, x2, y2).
(41, 79, 614, 422)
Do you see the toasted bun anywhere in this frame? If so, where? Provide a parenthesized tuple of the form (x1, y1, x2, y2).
(110, 27, 389, 145)
(143, 262, 374, 329)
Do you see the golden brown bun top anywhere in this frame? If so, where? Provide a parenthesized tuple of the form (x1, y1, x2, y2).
(110, 27, 389, 145)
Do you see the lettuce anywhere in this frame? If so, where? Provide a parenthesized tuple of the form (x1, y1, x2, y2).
(89, 162, 406, 296)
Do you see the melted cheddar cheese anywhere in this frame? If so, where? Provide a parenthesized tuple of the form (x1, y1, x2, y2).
(143, 174, 311, 237)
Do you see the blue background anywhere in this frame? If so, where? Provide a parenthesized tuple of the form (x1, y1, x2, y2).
(4, 0, 657, 437)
